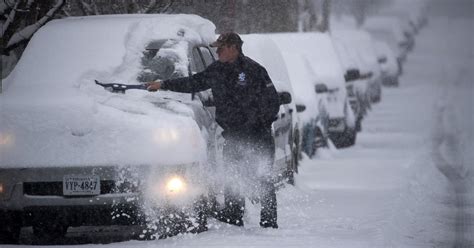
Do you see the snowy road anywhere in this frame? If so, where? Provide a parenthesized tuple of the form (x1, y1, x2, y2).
(6, 17, 474, 248)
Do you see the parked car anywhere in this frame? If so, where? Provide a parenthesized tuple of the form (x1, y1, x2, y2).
(363, 16, 413, 66)
(270, 33, 356, 148)
(332, 37, 367, 133)
(332, 29, 383, 104)
(278, 50, 329, 158)
(0, 15, 294, 244)
(373, 40, 401, 87)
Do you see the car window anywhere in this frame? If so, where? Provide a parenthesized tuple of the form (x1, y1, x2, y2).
(137, 40, 188, 82)
(199, 47, 216, 66)
(191, 47, 206, 73)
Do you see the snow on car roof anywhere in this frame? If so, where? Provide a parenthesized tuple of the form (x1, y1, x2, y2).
(0, 14, 216, 168)
(4, 14, 215, 90)
(331, 29, 380, 75)
(278, 51, 320, 124)
(330, 15, 357, 30)
(240, 34, 293, 94)
(269, 32, 346, 90)
(362, 16, 407, 43)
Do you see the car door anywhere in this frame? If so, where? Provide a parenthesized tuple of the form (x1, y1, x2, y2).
(189, 46, 223, 168)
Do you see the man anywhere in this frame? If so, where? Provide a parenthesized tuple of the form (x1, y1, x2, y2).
(146, 32, 280, 228)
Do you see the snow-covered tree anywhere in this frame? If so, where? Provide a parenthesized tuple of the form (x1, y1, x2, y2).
(1, 0, 65, 79)
(60, 0, 176, 16)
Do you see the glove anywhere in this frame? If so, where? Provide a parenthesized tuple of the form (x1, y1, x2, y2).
(146, 80, 162, 92)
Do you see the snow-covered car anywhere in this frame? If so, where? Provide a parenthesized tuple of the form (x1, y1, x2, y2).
(240, 34, 300, 182)
(271, 33, 357, 147)
(277, 51, 329, 158)
(362, 16, 413, 66)
(373, 40, 401, 87)
(332, 37, 368, 133)
(270, 33, 356, 148)
(0, 14, 222, 243)
(332, 29, 383, 104)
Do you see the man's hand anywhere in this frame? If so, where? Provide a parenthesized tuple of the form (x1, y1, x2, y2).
(146, 80, 162, 92)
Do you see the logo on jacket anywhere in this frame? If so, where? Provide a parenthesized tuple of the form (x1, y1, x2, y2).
(237, 72, 247, 86)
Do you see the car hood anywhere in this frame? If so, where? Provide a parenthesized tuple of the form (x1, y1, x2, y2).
(0, 91, 207, 168)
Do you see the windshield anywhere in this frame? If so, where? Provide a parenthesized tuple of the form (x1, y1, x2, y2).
(137, 40, 188, 82)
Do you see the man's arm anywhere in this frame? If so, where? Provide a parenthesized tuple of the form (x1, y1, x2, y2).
(147, 63, 218, 93)
(256, 67, 280, 126)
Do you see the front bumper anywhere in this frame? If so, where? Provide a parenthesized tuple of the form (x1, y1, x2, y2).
(0, 164, 205, 212)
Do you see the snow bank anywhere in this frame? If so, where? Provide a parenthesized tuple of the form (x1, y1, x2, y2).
(0, 14, 217, 168)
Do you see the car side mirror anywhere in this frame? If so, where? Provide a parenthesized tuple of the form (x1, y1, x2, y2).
(344, 69, 360, 82)
(279, 91, 292, 105)
(377, 56, 387, 64)
(315, 83, 329, 94)
(296, 104, 306, 113)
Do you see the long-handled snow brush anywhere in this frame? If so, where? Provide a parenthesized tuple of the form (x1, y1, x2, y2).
(95, 80, 147, 94)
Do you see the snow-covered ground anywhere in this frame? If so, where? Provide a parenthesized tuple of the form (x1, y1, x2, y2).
(5, 16, 474, 248)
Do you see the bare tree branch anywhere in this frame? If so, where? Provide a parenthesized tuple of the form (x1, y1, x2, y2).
(1, 0, 20, 37)
(6, 0, 64, 51)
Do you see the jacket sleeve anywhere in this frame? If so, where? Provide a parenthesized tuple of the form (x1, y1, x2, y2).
(257, 67, 281, 126)
(161, 63, 217, 93)
(241, 66, 280, 129)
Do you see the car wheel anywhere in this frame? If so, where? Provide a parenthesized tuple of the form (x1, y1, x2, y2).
(310, 127, 327, 158)
(330, 127, 356, 148)
(356, 116, 363, 132)
(285, 150, 296, 185)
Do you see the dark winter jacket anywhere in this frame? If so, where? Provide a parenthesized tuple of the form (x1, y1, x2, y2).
(162, 54, 280, 135)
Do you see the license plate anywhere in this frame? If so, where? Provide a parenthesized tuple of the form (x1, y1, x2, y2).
(63, 175, 100, 196)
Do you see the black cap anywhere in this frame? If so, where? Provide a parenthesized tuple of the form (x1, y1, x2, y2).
(210, 32, 243, 48)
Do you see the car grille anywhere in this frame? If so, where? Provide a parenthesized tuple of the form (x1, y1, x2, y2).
(23, 180, 139, 196)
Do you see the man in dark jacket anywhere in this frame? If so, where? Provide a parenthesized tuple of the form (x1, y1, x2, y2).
(146, 32, 280, 228)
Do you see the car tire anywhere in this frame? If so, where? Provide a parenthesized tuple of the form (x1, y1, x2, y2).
(356, 116, 363, 132)
(310, 127, 327, 158)
(330, 127, 357, 148)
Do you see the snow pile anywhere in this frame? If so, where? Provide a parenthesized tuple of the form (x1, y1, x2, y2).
(0, 14, 217, 167)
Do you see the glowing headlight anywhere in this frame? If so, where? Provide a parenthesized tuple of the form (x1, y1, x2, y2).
(165, 176, 186, 194)
(0, 183, 4, 194)
(152, 128, 180, 143)
(0, 133, 14, 146)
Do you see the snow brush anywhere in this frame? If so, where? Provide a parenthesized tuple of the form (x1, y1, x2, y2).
(95, 80, 147, 94)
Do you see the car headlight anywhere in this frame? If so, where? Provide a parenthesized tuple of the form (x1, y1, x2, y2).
(165, 176, 186, 194)
(0, 132, 14, 146)
(0, 183, 4, 194)
(152, 128, 180, 144)
(148, 174, 188, 200)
